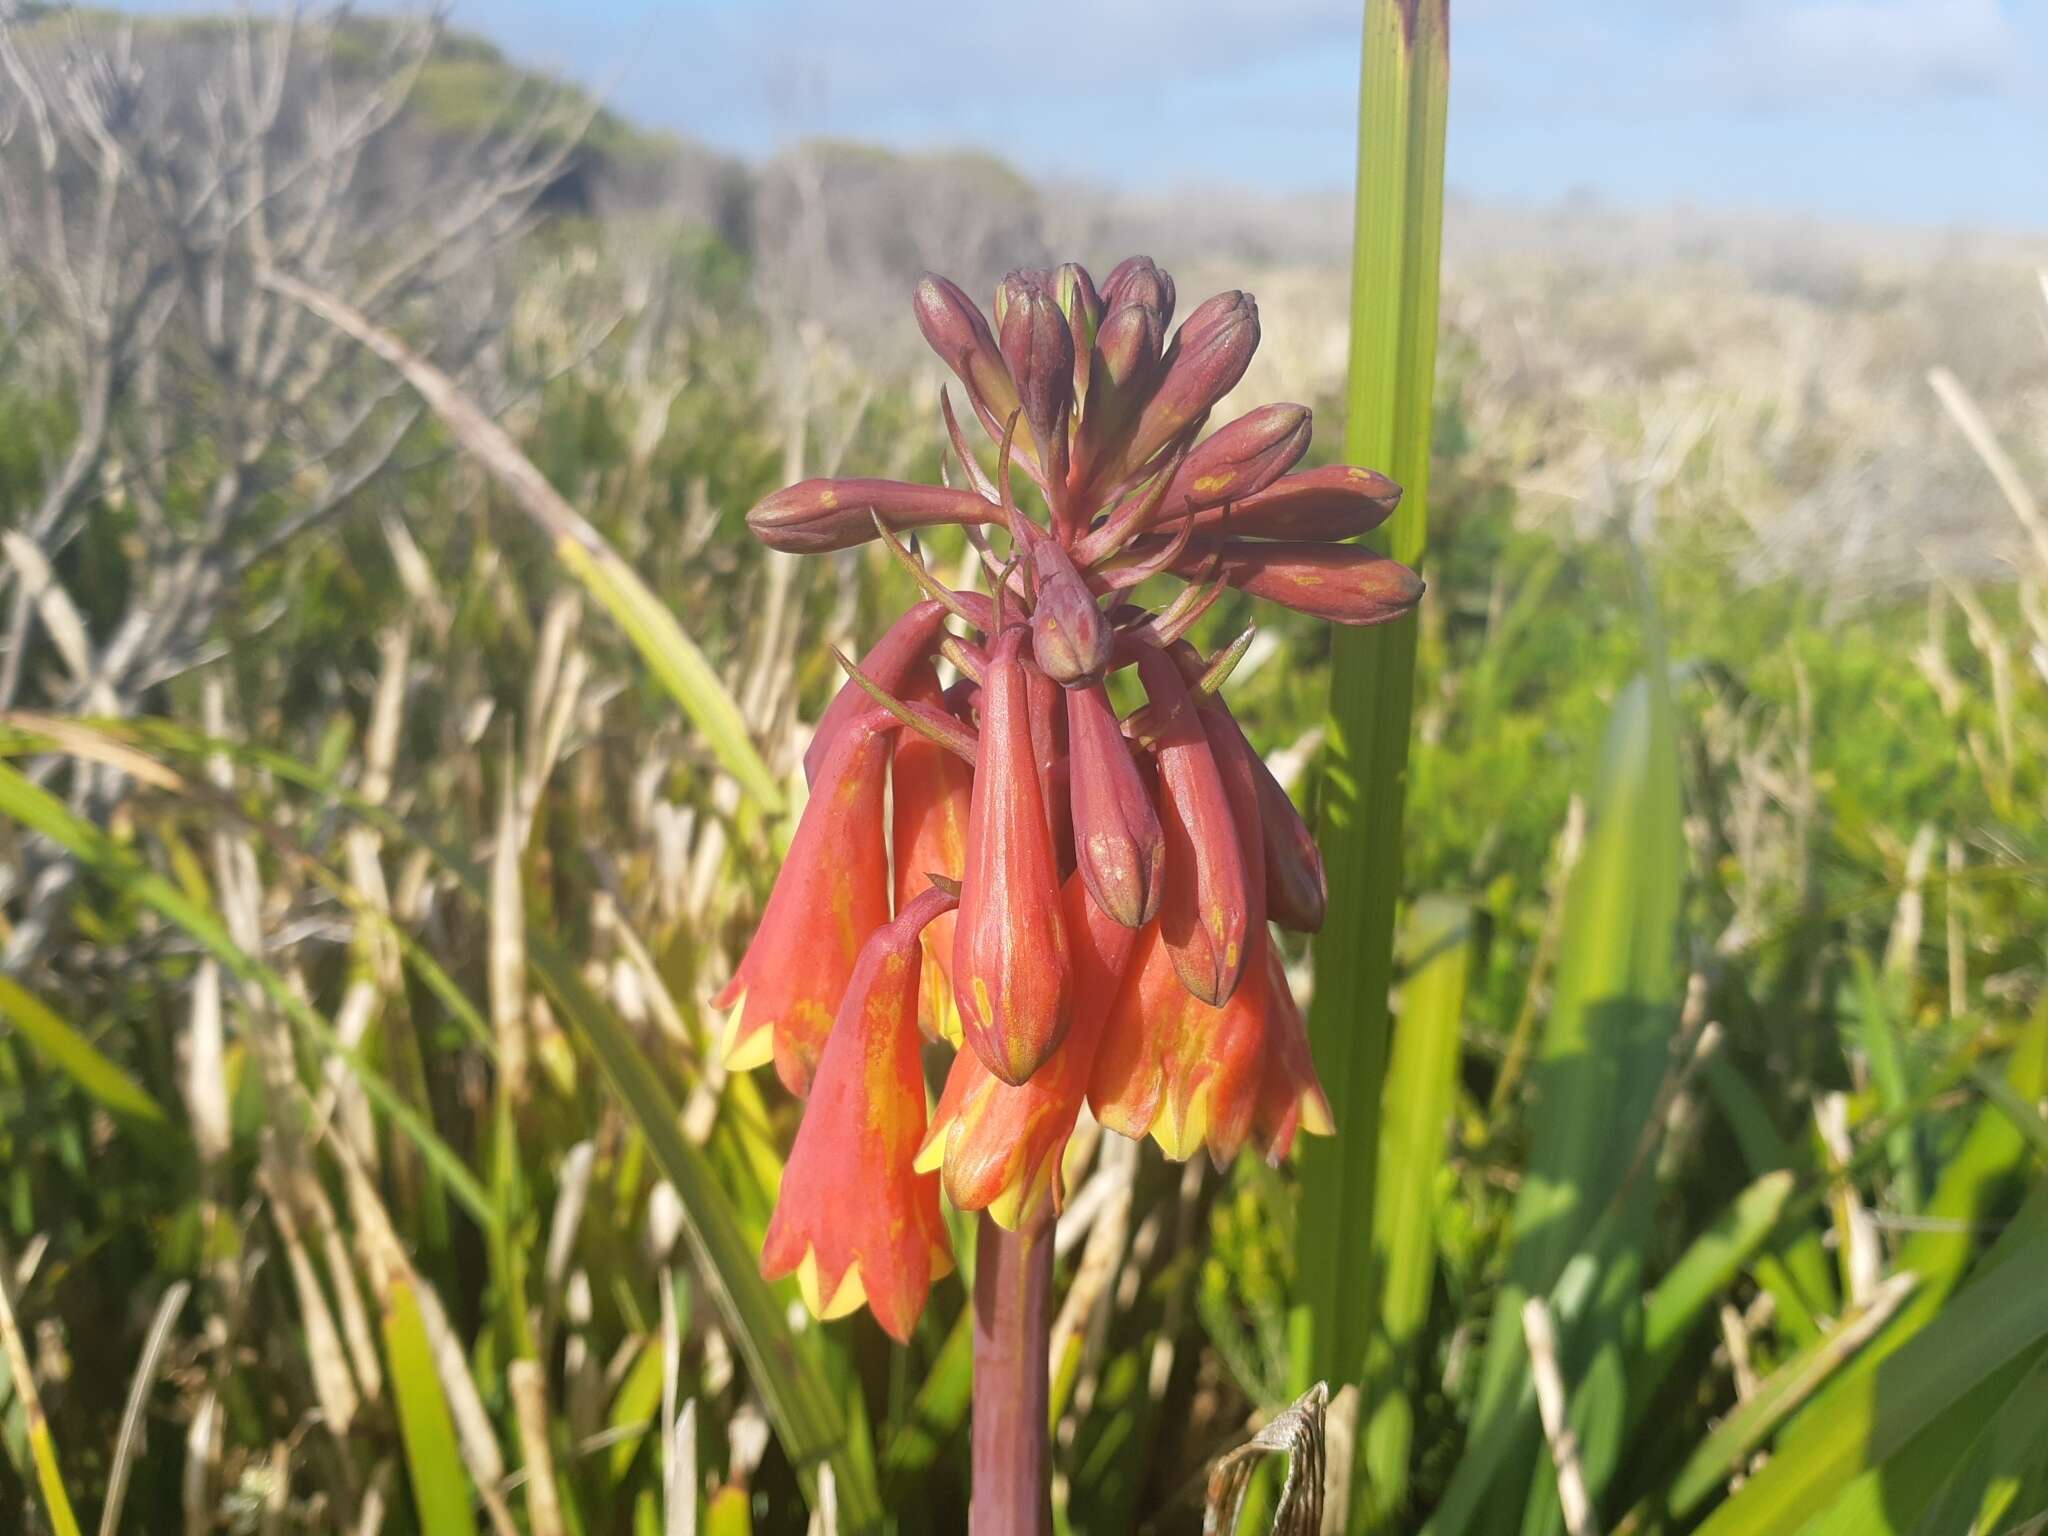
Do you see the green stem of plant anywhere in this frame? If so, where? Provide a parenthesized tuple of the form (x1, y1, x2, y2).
(971, 1209, 1056, 1536)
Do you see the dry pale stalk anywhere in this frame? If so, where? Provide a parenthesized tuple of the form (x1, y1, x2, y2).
(1523, 1295, 1601, 1536)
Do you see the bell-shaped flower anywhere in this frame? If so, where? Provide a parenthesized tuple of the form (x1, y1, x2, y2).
(718, 710, 893, 1096)
(760, 886, 958, 1342)
(1066, 681, 1164, 928)
(918, 875, 1138, 1227)
(1087, 919, 1271, 1164)
(953, 628, 1074, 1084)
(1251, 942, 1335, 1162)
(892, 665, 973, 1044)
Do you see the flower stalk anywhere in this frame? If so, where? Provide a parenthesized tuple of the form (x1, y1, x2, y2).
(970, 1208, 1057, 1536)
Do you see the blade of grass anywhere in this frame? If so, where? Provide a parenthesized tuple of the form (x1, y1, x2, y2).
(1632, 1170, 1797, 1406)
(1662, 1269, 1919, 1519)
(1297, 0, 1451, 1397)
(385, 1276, 483, 1536)
(0, 759, 495, 1227)
(1361, 895, 1475, 1531)
(0, 972, 171, 1128)
(0, 1250, 84, 1536)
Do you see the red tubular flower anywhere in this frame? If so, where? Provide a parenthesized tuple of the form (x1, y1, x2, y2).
(919, 874, 1138, 1226)
(1137, 645, 1251, 1007)
(718, 710, 893, 1096)
(1087, 918, 1270, 1163)
(761, 885, 958, 1342)
(893, 665, 973, 1044)
(954, 628, 1074, 1085)
(1066, 681, 1164, 928)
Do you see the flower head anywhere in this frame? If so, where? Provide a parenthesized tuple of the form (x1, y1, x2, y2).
(730, 257, 1420, 1338)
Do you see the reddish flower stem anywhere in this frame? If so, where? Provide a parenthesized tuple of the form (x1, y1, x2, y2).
(971, 1208, 1055, 1536)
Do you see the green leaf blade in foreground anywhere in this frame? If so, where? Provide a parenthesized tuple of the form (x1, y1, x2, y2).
(1694, 1231, 2048, 1536)
(1421, 636, 1685, 1536)
(384, 1278, 482, 1536)
(1361, 895, 1475, 1530)
(1297, 0, 1451, 1396)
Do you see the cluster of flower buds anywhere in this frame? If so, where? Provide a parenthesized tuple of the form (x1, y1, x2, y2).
(724, 258, 1422, 1341)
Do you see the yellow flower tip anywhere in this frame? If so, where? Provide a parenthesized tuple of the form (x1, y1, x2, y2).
(985, 1152, 1060, 1232)
(1153, 1087, 1212, 1162)
(718, 990, 775, 1072)
(795, 1247, 868, 1322)
(1298, 1088, 1336, 1138)
(911, 1116, 951, 1175)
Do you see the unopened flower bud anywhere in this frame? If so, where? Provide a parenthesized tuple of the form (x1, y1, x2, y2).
(1164, 404, 1313, 517)
(914, 272, 1023, 447)
(1100, 255, 1176, 332)
(1075, 302, 1164, 487)
(1192, 463, 1401, 541)
(1028, 537, 1109, 686)
(1252, 751, 1327, 933)
(954, 629, 1074, 1084)
(1053, 262, 1102, 405)
(1172, 541, 1424, 626)
(997, 272, 1074, 486)
(748, 477, 997, 555)
(1118, 291, 1260, 481)
(1067, 682, 1164, 928)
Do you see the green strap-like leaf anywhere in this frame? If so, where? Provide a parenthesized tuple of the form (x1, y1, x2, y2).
(1297, 0, 1451, 1403)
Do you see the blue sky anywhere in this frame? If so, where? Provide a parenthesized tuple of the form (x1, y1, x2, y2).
(129, 0, 2048, 227)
